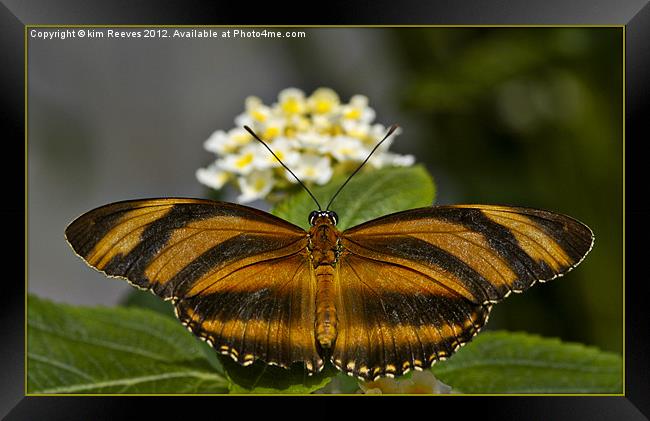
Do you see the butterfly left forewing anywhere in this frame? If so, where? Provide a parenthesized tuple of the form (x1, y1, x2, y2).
(65, 198, 307, 298)
(335, 204, 593, 379)
(65, 198, 323, 372)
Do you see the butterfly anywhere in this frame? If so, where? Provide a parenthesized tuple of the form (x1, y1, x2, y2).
(65, 126, 594, 381)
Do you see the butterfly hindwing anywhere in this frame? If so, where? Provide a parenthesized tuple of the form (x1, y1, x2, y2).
(65, 198, 322, 371)
(332, 253, 489, 380)
(176, 252, 323, 372)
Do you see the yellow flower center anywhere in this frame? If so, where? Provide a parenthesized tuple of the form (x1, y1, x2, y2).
(329, 125, 344, 136)
(222, 144, 238, 153)
(232, 132, 252, 144)
(348, 128, 367, 139)
(285, 127, 296, 138)
(235, 153, 254, 169)
(263, 126, 280, 139)
(282, 98, 302, 114)
(314, 100, 333, 114)
(344, 108, 362, 119)
(251, 109, 267, 122)
(253, 178, 266, 191)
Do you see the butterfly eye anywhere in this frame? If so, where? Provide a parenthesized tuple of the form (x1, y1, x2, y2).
(308, 211, 319, 226)
(329, 211, 338, 226)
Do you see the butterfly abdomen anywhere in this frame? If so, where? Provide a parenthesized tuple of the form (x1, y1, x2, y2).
(314, 266, 338, 348)
(309, 218, 341, 349)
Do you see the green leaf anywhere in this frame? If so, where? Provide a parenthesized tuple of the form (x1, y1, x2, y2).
(120, 290, 330, 393)
(27, 295, 229, 394)
(27, 294, 335, 394)
(121, 289, 224, 373)
(224, 359, 336, 394)
(272, 165, 436, 231)
(121, 289, 175, 318)
(313, 371, 363, 394)
(431, 331, 623, 394)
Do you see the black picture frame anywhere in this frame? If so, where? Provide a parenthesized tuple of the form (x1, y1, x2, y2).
(6, 1, 648, 418)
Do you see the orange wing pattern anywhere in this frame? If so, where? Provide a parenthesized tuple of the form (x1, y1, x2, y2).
(335, 204, 594, 379)
(332, 253, 490, 380)
(66, 199, 594, 382)
(65, 198, 323, 372)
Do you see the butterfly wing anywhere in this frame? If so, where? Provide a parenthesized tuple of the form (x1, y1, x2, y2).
(334, 204, 594, 380)
(65, 198, 324, 372)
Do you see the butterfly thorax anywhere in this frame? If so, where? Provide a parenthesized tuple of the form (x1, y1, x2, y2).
(308, 216, 341, 264)
(308, 215, 341, 349)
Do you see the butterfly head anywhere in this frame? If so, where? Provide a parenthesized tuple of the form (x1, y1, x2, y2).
(309, 210, 338, 226)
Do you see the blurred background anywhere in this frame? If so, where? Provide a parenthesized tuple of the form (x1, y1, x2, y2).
(28, 27, 622, 354)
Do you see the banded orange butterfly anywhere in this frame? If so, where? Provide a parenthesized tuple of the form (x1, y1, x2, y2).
(65, 125, 594, 381)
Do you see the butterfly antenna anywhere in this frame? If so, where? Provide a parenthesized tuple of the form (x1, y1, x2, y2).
(244, 126, 322, 210)
(325, 124, 399, 211)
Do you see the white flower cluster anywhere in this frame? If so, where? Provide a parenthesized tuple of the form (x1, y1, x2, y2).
(197, 87, 414, 203)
